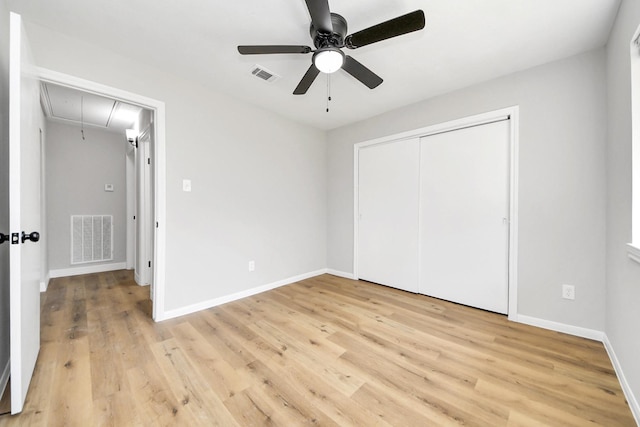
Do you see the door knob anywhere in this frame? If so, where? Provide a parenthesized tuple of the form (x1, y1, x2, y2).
(0, 233, 8, 245)
(21, 231, 40, 243)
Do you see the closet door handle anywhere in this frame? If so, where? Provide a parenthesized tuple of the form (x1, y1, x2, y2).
(0, 233, 9, 245)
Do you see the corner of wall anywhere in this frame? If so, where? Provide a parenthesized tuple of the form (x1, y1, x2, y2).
(603, 334, 640, 425)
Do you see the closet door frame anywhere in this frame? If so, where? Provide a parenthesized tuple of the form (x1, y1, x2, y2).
(353, 106, 520, 320)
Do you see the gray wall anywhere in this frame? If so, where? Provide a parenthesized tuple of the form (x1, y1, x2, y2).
(45, 121, 127, 270)
(24, 22, 327, 313)
(605, 0, 640, 410)
(5, 1, 640, 413)
(0, 0, 10, 382)
(327, 48, 608, 332)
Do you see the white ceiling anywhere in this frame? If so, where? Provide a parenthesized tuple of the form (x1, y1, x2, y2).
(40, 82, 141, 132)
(10, 0, 621, 131)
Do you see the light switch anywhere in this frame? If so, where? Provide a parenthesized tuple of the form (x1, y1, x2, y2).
(183, 179, 192, 192)
(104, 184, 114, 192)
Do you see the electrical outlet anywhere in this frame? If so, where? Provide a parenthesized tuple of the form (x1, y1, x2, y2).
(248, 260, 255, 272)
(562, 284, 575, 300)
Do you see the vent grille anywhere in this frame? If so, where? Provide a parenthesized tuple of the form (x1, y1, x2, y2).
(71, 215, 113, 264)
(250, 65, 280, 83)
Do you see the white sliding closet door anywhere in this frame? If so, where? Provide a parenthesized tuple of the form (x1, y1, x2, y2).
(420, 120, 510, 314)
(358, 138, 420, 293)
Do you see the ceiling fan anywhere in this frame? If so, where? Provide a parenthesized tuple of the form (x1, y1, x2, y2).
(237, 0, 426, 95)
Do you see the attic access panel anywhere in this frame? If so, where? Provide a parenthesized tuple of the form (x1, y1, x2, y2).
(40, 82, 143, 131)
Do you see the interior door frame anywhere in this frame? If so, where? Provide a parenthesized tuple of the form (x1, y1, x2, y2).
(34, 67, 168, 321)
(353, 106, 520, 320)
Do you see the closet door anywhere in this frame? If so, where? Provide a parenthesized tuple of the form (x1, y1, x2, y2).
(420, 121, 510, 313)
(358, 138, 419, 293)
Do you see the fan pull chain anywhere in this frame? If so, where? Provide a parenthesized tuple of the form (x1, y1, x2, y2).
(326, 74, 331, 113)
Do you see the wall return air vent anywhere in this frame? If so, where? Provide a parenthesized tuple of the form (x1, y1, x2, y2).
(71, 215, 113, 264)
(250, 65, 280, 83)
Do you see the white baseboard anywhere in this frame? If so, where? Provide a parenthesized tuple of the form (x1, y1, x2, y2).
(515, 314, 604, 341)
(509, 315, 639, 423)
(40, 272, 50, 293)
(326, 269, 356, 280)
(0, 359, 9, 401)
(160, 269, 328, 321)
(49, 262, 127, 279)
(603, 334, 640, 425)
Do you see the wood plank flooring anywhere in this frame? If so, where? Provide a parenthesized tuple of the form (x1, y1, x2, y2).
(0, 380, 9, 416)
(0, 270, 635, 426)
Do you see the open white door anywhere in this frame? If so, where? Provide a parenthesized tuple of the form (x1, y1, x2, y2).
(135, 127, 154, 287)
(9, 12, 42, 414)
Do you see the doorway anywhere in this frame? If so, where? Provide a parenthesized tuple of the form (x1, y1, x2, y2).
(42, 82, 155, 295)
(36, 68, 167, 321)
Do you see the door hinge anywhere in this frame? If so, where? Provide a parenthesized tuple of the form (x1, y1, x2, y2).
(147, 158, 150, 165)
(156, 221, 159, 228)
(11, 233, 19, 245)
(148, 261, 151, 268)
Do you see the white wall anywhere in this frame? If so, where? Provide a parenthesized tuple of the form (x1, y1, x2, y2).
(328, 49, 608, 332)
(45, 121, 127, 271)
(605, 0, 640, 413)
(23, 22, 327, 313)
(0, 0, 11, 386)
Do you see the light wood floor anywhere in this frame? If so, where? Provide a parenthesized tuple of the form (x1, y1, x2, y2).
(0, 270, 635, 426)
(0, 380, 9, 416)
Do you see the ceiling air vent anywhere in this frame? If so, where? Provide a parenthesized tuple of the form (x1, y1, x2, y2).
(250, 65, 280, 83)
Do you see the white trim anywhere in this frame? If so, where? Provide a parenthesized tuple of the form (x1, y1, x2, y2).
(34, 67, 167, 322)
(354, 108, 515, 149)
(515, 314, 604, 341)
(626, 243, 640, 264)
(353, 107, 520, 318)
(352, 144, 359, 279)
(39, 272, 50, 293)
(160, 269, 327, 321)
(0, 359, 10, 402)
(36, 68, 161, 109)
(631, 24, 640, 247)
(507, 107, 520, 321)
(326, 269, 356, 280)
(49, 262, 127, 279)
(603, 334, 640, 425)
(153, 104, 167, 322)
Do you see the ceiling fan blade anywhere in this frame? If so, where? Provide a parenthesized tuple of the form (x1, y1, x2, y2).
(238, 45, 312, 55)
(345, 10, 425, 49)
(293, 64, 321, 95)
(342, 56, 383, 89)
(305, 0, 333, 34)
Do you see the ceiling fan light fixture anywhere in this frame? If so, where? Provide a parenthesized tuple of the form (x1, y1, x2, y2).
(313, 48, 345, 74)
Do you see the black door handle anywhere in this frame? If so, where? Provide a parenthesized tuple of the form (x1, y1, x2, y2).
(21, 231, 40, 243)
(0, 233, 8, 245)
